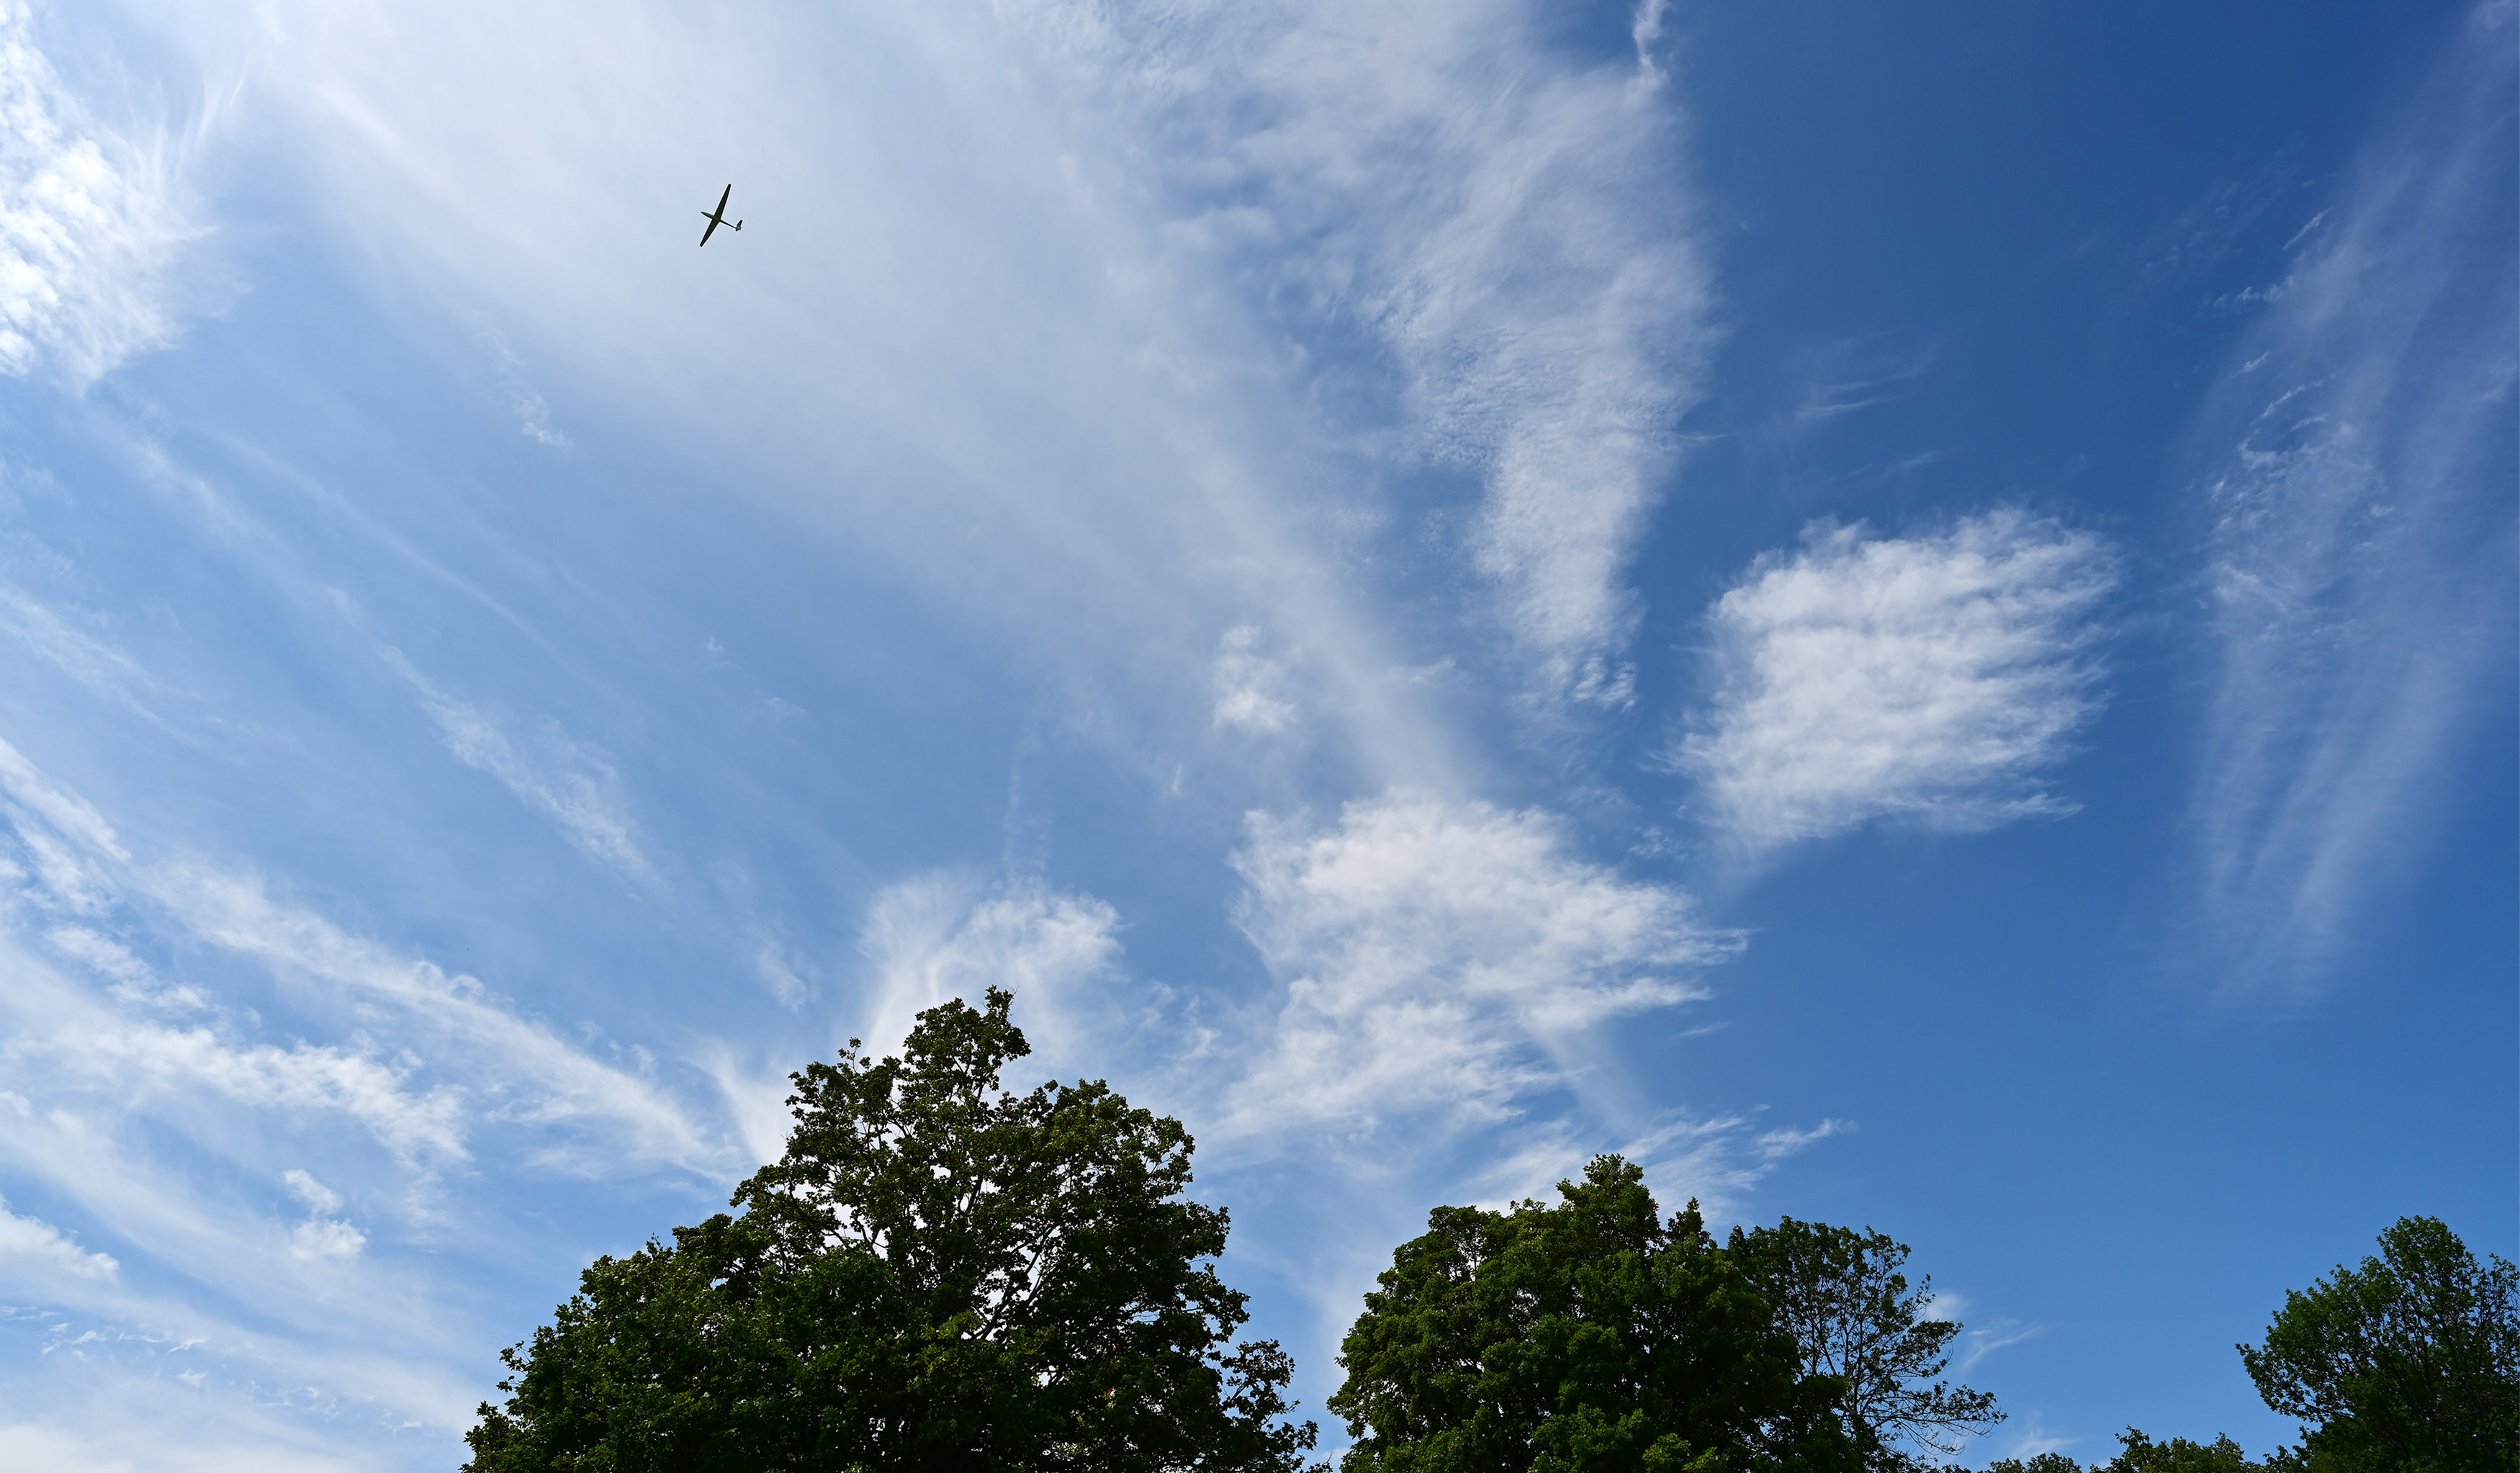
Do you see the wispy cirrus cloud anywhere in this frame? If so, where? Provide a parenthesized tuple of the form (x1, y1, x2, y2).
(472, 317, 571, 448)
(382, 647, 659, 890)
(0, 727, 747, 1451)
(2183, 2, 2518, 990)
(0, 1387, 369, 1473)
(0, 731, 727, 1176)
(19, 1009, 467, 1166)
(1028, 0, 1713, 704)
(1673, 510, 2117, 856)
(162, 865, 719, 1171)
(1448, 1108, 1851, 1221)
(852, 870, 1128, 1076)
(0, 1, 203, 382)
(0, 583, 175, 724)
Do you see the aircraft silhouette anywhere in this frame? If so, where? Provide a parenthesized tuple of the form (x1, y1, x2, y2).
(698, 185, 742, 246)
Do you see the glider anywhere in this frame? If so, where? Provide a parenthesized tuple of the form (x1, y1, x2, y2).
(698, 185, 742, 246)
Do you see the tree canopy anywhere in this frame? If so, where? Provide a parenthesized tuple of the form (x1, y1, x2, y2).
(1728, 1217, 2002, 1472)
(2238, 1215, 2519, 1473)
(463, 988, 1318, 1473)
(1328, 1156, 1860, 1473)
(1984, 1429, 2278, 1473)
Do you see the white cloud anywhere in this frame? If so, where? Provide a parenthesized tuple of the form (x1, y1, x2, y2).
(1211, 625, 1298, 734)
(40, 1022, 466, 1165)
(1445, 1108, 1851, 1225)
(0, 1, 202, 382)
(43, 925, 205, 1012)
(0, 584, 174, 724)
(696, 1045, 800, 1170)
(1984, 1415, 2081, 1462)
(2184, 5, 2517, 988)
(1033, 0, 1714, 701)
(1, 947, 464, 1176)
(0, 1374, 386, 1472)
(1756, 1117, 1852, 1160)
(286, 1217, 364, 1261)
(474, 317, 570, 448)
(161, 865, 720, 1171)
(0, 734, 125, 862)
(279, 1169, 338, 1214)
(383, 649, 658, 888)
(0, 733, 722, 1176)
(853, 871, 1125, 1080)
(0, 1083, 492, 1423)
(0, 1197, 116, 1283)
(1674, 510, 2117, 853)
(106, 0, 1531, 810)
(0, 742, 745, 1449)
(1224, 790, 1736, 1145)
(1955, 1316, 2041, 1374)
(41, 926, 146, 986)
(748, 937, 809, 1009)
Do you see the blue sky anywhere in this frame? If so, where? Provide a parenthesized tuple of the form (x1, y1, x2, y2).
(0, 0, 2509, 1467)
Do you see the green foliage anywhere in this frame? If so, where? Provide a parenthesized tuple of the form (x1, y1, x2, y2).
(1980, 1454, 2087, 1473)
(2239, 1215, 2520, 1473)
(1328, 1155, 1860, 1473)
(463, 988, 1318, 1472)
(1728, 1218, 2002, 1471)
(2099, 1429, 2275, 1473)
(1978, 1428, 2282, 1473)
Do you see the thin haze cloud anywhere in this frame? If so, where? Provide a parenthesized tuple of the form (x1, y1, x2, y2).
(2183, 2, 2519, 990)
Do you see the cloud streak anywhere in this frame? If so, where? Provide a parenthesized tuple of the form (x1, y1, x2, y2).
(0, 726, 745, 1454)
(2184, 4, 2518, 988)
(384, 648, 660, 889)
(0, 730, 726, 1175)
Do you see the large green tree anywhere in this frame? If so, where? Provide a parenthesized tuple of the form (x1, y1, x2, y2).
(1328, 1156, 1860, 1473)
(1727, 1218, 2002, 1472)
(464, 988, 1319, 1473)
(2239, 1215, 2519, 1473)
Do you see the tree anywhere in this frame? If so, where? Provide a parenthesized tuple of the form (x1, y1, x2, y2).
(1980, 1456, 2087, 1473)
(2239, 1215, 2519, 1473)
(1328, 1156, 1860, 1473)
(464, 988, 1320, 1473)
(1727, 1219, 2002, 1471)
(2097, 1430, 2272, 1473)
(1976, 1428, 2280, 1473)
